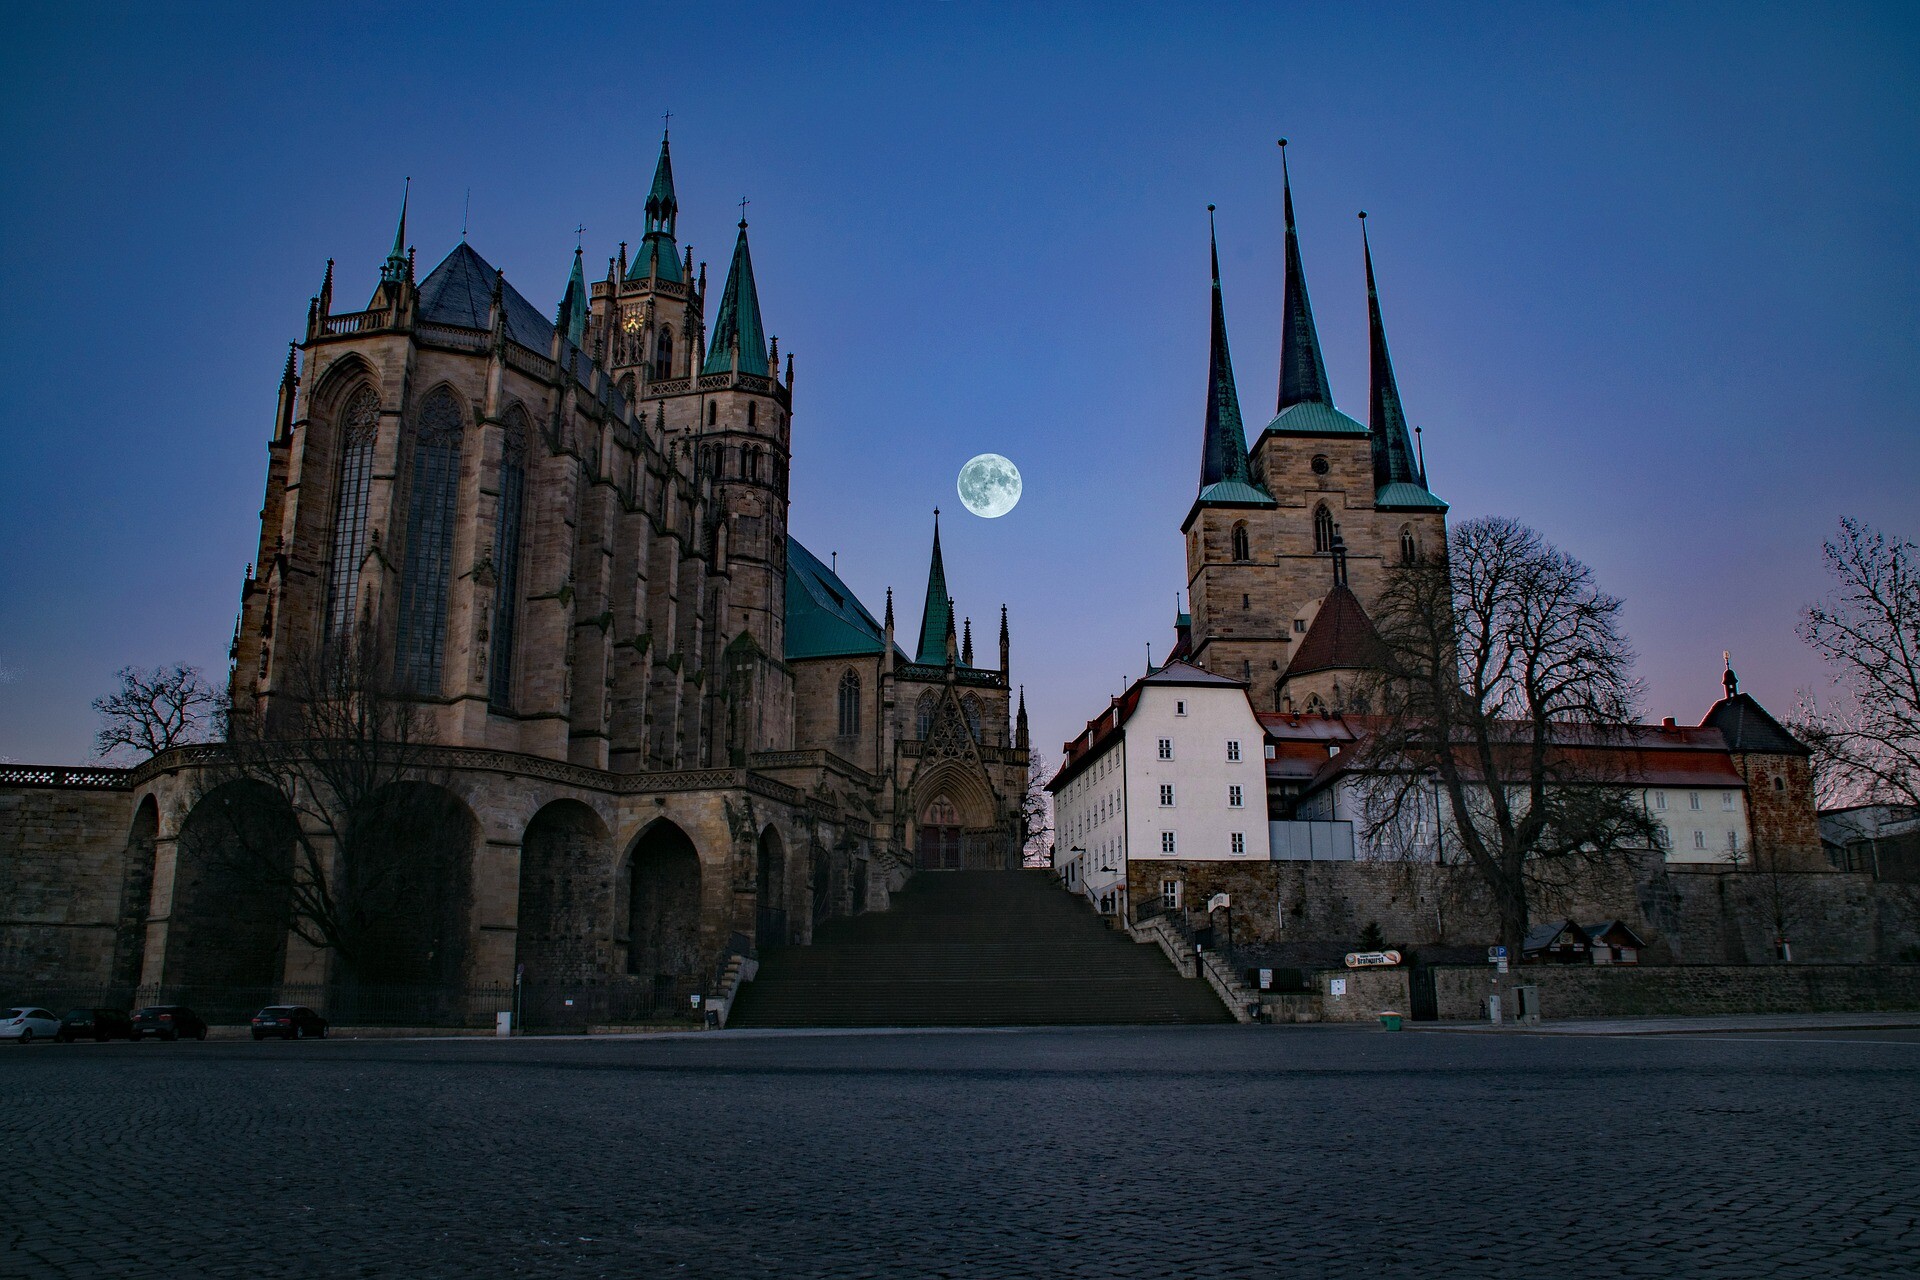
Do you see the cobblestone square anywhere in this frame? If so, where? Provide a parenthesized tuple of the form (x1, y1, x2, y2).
(4, 1024, 1918, 1278)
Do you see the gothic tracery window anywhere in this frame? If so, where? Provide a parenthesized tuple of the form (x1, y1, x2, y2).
(395, 387, 465, 693)
(915, 691, 935, 740)
(1400, 524, 1418, 563)
(489, 409, 529, 708)
(652, 330, 673, 380)
(837, 669, 860, 738)
(324, 385, 380, 642)
(1231, 522, 1251, 563)
(963, 694, 984, 743)
(1313, 504, 1335, 553)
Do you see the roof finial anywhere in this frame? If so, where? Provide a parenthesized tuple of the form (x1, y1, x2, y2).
(381, 178, 411, 285)
(662, 108, 673, 138)
(1723, 652, 1738, 698)
(738, 195, 750, 229)
(462, 187, 470, 241)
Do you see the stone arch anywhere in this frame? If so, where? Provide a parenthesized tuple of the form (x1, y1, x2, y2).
(622, 819, 702, 992)
(113, 797, 159, 989)
(911, 758, 996, 871)
(167, 781, 299, 990)
(514, 799, 613, 986)
(348, 782, 477, 988)
(756, 825, 788, 947)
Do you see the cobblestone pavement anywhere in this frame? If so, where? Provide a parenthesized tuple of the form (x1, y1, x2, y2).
(4, 1025, 1917, 1278)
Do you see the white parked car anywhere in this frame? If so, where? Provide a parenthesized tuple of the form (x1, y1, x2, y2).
(2, 1008, 63, 1044)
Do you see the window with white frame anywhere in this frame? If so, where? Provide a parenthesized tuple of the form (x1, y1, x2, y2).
(1175, 700, 1187, 716)
(1652, 791, 1667, 810)
(1689, 792, 1701, 810)
(1159, 784, 1175, 807)
(1229, 784, 1243, 808)
(1721, 793, 1736, 810)
(1161, 879, 1181, 909)
(1656, 825, 1671, 849)
(1226, 740, 1242, 762)
(1230, 832, 1245, 855)
(1693, 830, 1706, 850)
(1726, 830, 1738, 851)
(1161, 831, 1176, 854)
(1157, 738, 1173, 760)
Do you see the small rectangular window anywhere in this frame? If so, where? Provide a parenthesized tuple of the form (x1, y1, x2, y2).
(1226, 740, 1242, 762)
(1230, 832, 1245, 855)
(1175, 700, 1187, 716)
(1726, 830, 1738, 850)
(1229, 784, 1243, 808)
(1721, 793, 1735, 811)
(1293, 619, 1307, 633)
(1693, 830, 1706, 850)
(1652, 791, 1667, 810)
(1161, 879, 1181, 909)
(1158, 738, 1173, 760)
(1689, 792, 1701, 810)
(1161, 831, 1176, 855)
(1159, 784, 1174, 807)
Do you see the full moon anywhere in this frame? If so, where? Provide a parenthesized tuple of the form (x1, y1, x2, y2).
(957, 453, 1022, 519)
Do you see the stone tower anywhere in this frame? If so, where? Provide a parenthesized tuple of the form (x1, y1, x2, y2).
(1183, 146, 1449, 709)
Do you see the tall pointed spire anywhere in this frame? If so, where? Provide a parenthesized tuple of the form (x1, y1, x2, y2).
(628, 131, 685, 283)
(558, 246, 588, 347)
(381, 179, 410, 285)
(1276, 142, 1331, 411)
(701, 212, 769, 376)
(1362, 213, 1423, 491)
(1198, 206, 1257, 492)
(914, 510, 953, 665)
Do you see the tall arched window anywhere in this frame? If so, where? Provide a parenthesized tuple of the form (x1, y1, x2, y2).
(1231, 522, 1251, 562)
(963, 695, 983, 742)
(324, 385, 380, 642)
(652, 330, 673, 380)
(617, 374, 635, 403)
(1399, 525, 1418, 563)
(747, 402, 757, 428)
(915, 691, 936, 740)
(706, 401, 716, 426)
(489, 410, 529, 708)
(1313, 504, 1335, 553)
(747, 447, 760, 484)
(395, 387, 465, 693)
(837, 669, 860, 738)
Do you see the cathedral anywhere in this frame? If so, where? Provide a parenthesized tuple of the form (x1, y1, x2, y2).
(74, 133, 1030, 1008)
(1169, 147, 1448, 710)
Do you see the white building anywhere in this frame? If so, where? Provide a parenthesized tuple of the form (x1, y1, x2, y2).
(1048, 663, 1267, 915)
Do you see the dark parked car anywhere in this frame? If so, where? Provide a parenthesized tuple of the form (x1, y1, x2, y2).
(58, 1008, 136, 1042)
(250, 1006, 328, 1041)
(133, 1006, 208, 1041)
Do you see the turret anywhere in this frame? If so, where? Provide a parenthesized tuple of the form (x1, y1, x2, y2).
(628, 132, 685, 284)
(999, 603, 1010, 676)
(1362, 214, 1446, 512)
(1016, 686, 1030, 751)
(962, 617, 974, 667)
(701, 215, 768, 376)
(558, 246, 589, 348)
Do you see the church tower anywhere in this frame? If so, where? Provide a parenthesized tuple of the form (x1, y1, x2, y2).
(1185, 146, 1448, 709)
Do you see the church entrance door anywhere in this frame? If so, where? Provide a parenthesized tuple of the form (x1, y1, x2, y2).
(920, 797, 963, 870)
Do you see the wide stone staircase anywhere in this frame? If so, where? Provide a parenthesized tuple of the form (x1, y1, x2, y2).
(726, 870, 1231, 1027)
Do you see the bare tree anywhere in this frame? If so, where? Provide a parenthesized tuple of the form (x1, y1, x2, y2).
(93, 663, 223, 761)
(1020, 750, 1055, 869)
(1798, 518, 1920, 809)
(183, 627, 470, 987)
(1356, 516, 1663, 955)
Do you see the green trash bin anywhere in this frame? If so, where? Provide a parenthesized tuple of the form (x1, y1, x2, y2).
(1378, 1012, 1403, 1031)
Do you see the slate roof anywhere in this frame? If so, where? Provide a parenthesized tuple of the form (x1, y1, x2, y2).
(1285, 585, 1384, 678)
(1700, 693, 1810, 756)
(1276, 145, 1333, 413)
(785, 536, 898, 660)
(416, 243, 554, 350)
(1198, 215, 1260, 495)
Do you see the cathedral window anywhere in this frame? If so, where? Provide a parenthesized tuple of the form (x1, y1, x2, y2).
(324, 385, 380, 643)
(837, 669, 861, 738)
(1313, 505, 1335, 553)
(395, 387, 465, 694)
(963, 695, 983, 742)
(707, 401, 717, 426)
(617, 374, 635, 404)
(747, 448, 760, 484)
(652, 330, 673, 380)
(489, 410, 529, 709)
(1231, 522, 1250, 562)
(916, 692, 935, 740)
(1399, 525, 1418, 563)
(1311, 455, 1330, 476)
(747, 402, 757, 428)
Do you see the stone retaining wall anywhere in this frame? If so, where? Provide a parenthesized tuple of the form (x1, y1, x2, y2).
(1431, 963, 1920, 1022)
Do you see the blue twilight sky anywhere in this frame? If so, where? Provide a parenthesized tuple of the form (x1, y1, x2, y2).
(1, 2, 1916, 766)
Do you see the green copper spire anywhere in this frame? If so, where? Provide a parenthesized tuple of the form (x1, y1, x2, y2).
(914, 510, 954, 666)
(559, 246, 588, 348)
(1363, 214, 1424, 491)
(628, 131, 684, 283)
(1198, 207, 1257, 491)
(380, 178, 410, 285)
(701, 214, 769, 376)
(1277, 142, 1330, 410)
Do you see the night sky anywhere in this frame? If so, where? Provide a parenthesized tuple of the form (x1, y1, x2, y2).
(2, 2, 1915, 766)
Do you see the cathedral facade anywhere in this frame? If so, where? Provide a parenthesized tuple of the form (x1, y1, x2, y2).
(62, 135, 1028, 1010)
(1173, 151, 1448, 712)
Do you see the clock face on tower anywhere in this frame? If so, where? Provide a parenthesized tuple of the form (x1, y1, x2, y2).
(623, 312, 642, 334)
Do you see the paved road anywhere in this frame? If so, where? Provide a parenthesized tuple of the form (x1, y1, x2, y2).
(4, 1025, 1917, 1278)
